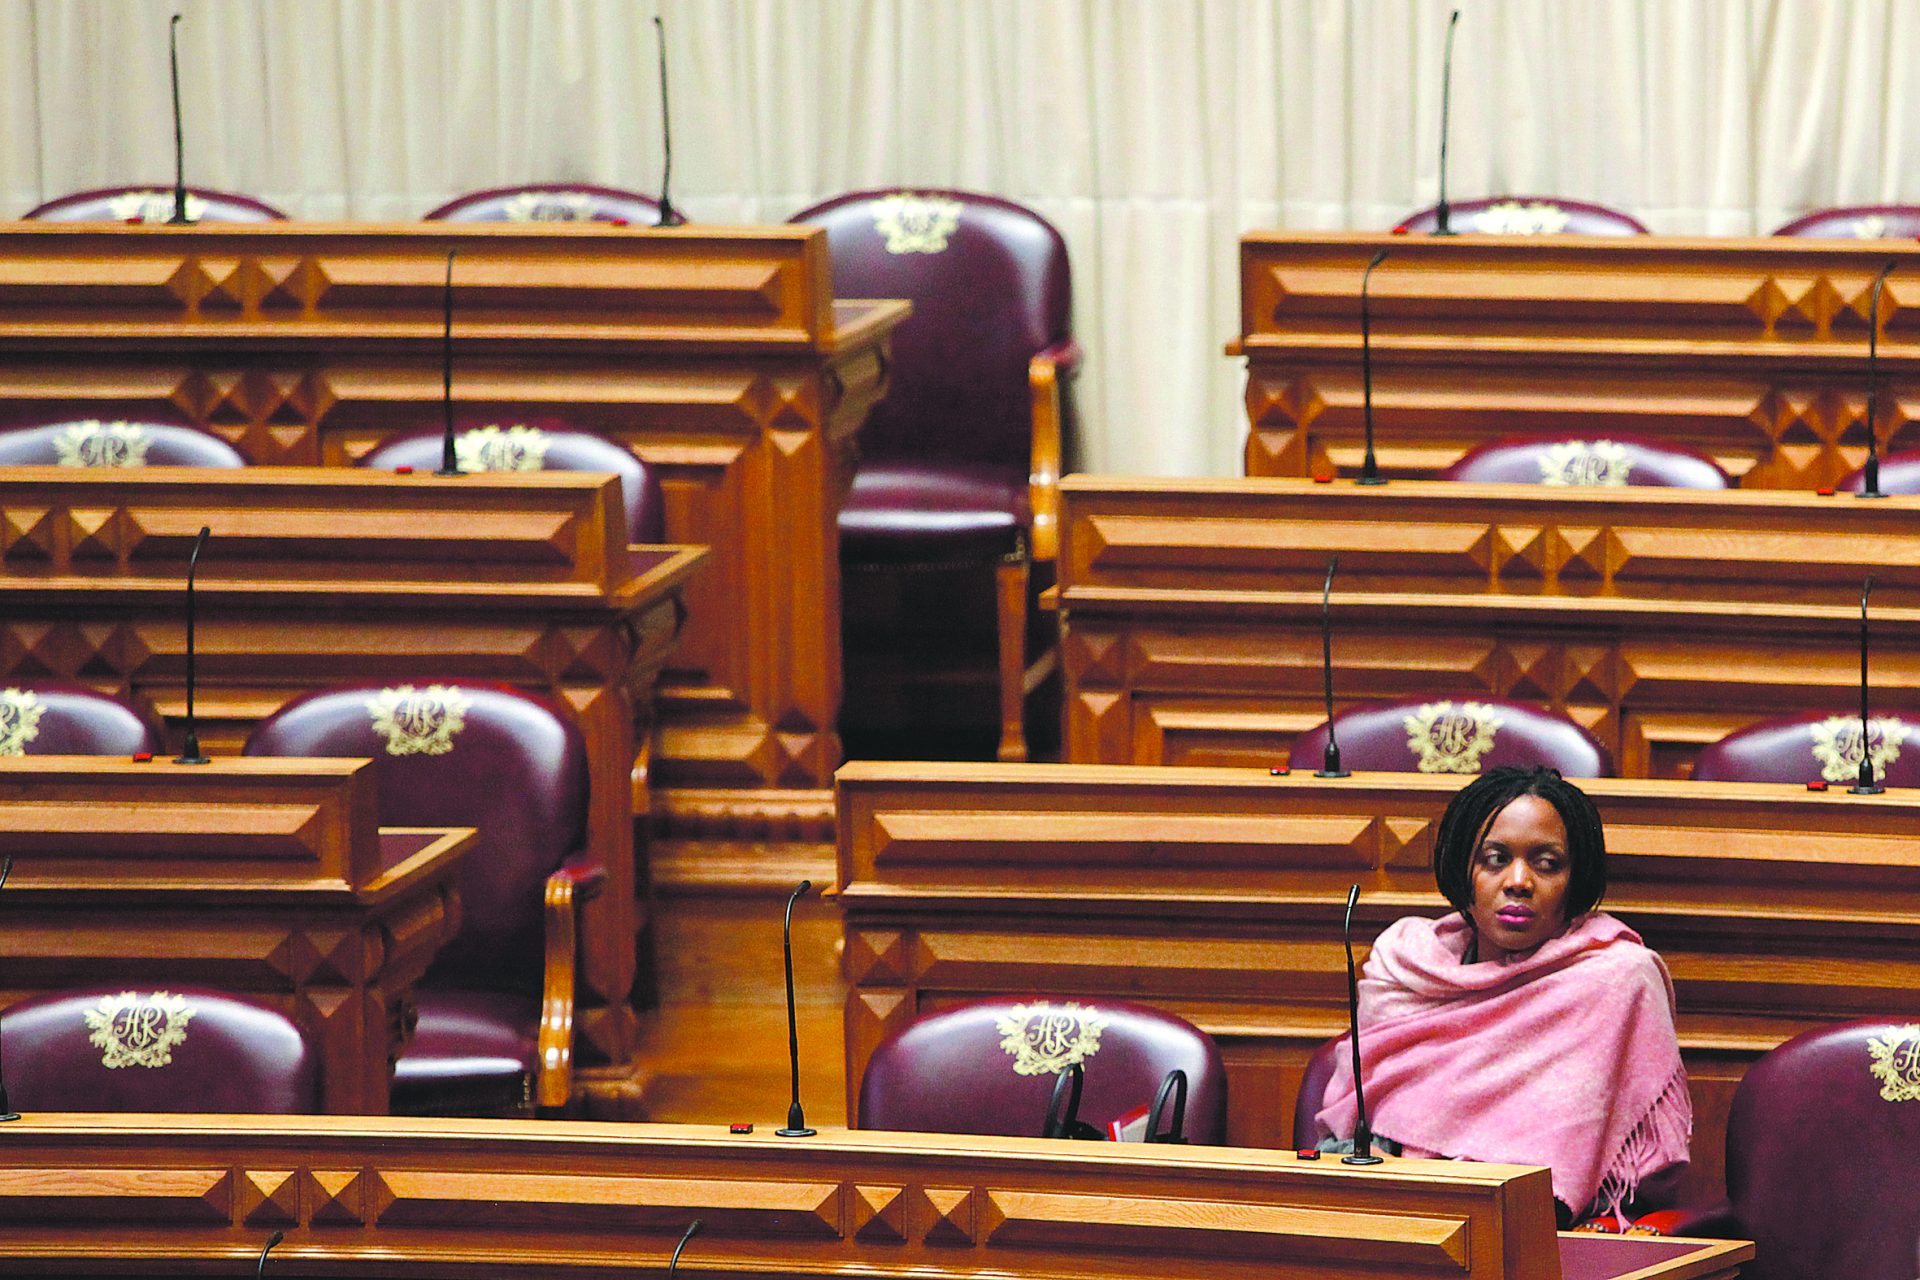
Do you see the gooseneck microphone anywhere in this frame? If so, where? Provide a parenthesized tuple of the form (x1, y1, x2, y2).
(1432, 10, 1461, 236)
(1316, 556, 1349, 778)
(776, 880, 815, 1136)
(1851, 575, 1882, 795)
(0, 856, 19, 1122)
(256, 1229, 284, 1277)
(436, 248, 463, 477)
(1358, 248, 1391, 485)
(1858, 261, 1898, 499)
(1341, 884, 1381, 1164)
(653, 15, 681, 227)
(167, 14, 190, 225)
(174, 526, 212, 765)
(1147, 1068, 1188, 1144)
(667, 1220, 702, 1276)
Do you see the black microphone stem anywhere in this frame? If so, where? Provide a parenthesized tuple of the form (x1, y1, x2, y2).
(654, 14, 679, 227)
(667, 1219, 702, 1276)
(167, 14, 189, 225)
(1317, 556, 1348, 778)
(436, 248, 462, 477)
(1851, 576, 1882, 794)
(1859, 261, 1896, 498)
(1358, 249, 1390, 485)
(174, 526, 211, 765)
(1341, 884, 1381, 1164)
(0, 856, 18, 1121)
(256, 1229, 284, 1278)
(1433, 10, 1461, 236)
(776, 880, 815, 1136)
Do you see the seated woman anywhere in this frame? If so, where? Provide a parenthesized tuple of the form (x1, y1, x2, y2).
(1314, 766, 1691, 1227)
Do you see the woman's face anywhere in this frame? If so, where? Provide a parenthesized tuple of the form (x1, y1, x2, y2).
(1468, 794, 1572, 958)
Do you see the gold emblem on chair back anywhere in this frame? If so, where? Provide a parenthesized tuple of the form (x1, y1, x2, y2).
(84, 991, 197, 1070)
(870, 193, 963, 254)
(1810, 715, 1909, 784)
(0, 689, 44, 756)
(366, 684, 474, 757)
(1868, 1025, 1920, 1102)
(996, 1001, 1108, 1077)
(1471, 200, 1574, 235)
(1403, 701, 1506, 773)
(1538, 439, 1633, 487)
(454, 425, 552, 473)
(53, 421, 151, 468)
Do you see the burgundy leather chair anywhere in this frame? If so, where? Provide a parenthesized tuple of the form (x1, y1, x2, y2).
(0, 985, 318, 1113)
(1439, 434, 1731, 489)
(1693, 712, 1920, 788)
(791, 189, 1079, 762)
(1774, 206, 1920, 239)
(0, 682, 162, 756)
(858, 998, 1226, 1143)
(23, 187, 286, 223)
(243, 683, 604, 1116)
(359, 422, 666, 542)
(1394, 197, 1649, 235)
(1664, 1020, 1920, 1278)
(0, 420, 246, 468)
(1288, 697, 1612, 777)
(424, 183, 678, 225)
(1838, 452, 1920, 494)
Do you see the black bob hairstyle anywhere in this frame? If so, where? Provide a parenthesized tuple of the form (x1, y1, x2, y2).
(1431, 765, 1608, 921)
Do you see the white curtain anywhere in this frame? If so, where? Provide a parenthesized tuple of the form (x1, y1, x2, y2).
(2, 0, 1916, 475)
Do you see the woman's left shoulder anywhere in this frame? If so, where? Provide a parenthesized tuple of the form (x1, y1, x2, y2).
(1571, 914, 1672, 982)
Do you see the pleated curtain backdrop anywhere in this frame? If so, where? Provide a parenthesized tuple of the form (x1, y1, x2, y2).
(2, 0, 1916, 475)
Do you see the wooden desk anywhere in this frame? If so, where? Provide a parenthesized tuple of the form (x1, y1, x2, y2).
(0, 757, 472, 1114)
(1235, 231, 1920, 487)
(1056, 474, 1920, 777)
(0, 467, 702, 1111)
(0, 1115, 1750, 1280)
(0, 221, 908, 874)
(838, 759, 1920, 1203)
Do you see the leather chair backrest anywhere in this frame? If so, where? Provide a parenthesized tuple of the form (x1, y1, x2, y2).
(1394, 197, 1649, 235)
(1438, 434, 1731, 489)
(23, 187, 287, 223)
(1838, 450, 1920, 495)
(1723, 1020, 1920, 1280)
(243, 683, 589, 993)
(0, 420, 247, 468)
(0, 683, 161, 756)
(425, 184, 668, 224)
(359, 422, 665, 542)
(1773, 206, 1920, 239)
(791, 189, 1071, 468)
(0, 985, 318, 1113)
(1288, 697, 1613, 778)
(1693, 712, 1920, 787)
(1293, 1035, 1344, 1148)
(858, 997, 1227, 1143)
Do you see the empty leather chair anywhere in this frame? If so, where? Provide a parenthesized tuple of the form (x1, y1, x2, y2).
(0, 683, 162, 757)
(1394, 197, 1649, 235)
(792, 189, 1078, 761)
(359, 422, 665, 542)
(1664, 1021, 1920, 1279)
(244, 682, 603, 1116)
(1838, 452, 1920, 495)
(24, 187, 287, 223)
(1439, 434, 1731, 489)
(1289, 697, 1612, 778)
(0, 985, 318, 1113)
(858, 997, 1226, 1143)
(0, 420, 246, 468)
(425, 183, 678, 225)
(1693, 712, 1920, 788)
(1774, 206, 1920, 239)
(1293, 1036, 1345, 1149)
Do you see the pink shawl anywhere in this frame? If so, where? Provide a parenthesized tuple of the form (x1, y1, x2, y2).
(1314, 911, 1691, 1217)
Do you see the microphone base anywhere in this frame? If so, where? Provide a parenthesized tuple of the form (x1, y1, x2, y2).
(1314, 768, 1351, 779)
(1340, 1153, 1385, 1165)
(1849, 782, 1886, 795)
(775, 1126, 817, 1137)
(1354, 476, 1388, 486)
(1855, 490, 1891, 499)
(433, 467, 464, 478)
(172, 754, 212, 766)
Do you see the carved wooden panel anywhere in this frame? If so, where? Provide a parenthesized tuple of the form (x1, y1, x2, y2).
(0, 1115, 1744, 1280)
(838, 760, 1920, 1204)
(1058, 476, 1920, 777)
(1237, 233, 1920, 488)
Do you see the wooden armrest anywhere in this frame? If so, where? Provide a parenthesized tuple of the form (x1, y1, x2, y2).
(1028, 339, 1082, 563)
(535, 855, 606, 1111)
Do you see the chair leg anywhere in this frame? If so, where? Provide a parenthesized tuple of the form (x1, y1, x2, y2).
(996, 555, 1030, 762)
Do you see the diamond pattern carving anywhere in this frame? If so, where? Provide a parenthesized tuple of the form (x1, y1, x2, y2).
(923, 1187, 978, 1246)
(312, 1169, 392, 1227)
(238, 1170, 301, 1227)
(851, 1184, 907, 1243)
(1785, 277, 1841, 332)
(166, 258, 217, 310)
(1744, 278, 1789, 329)
(846, 930, 907, 985)
(2, 508, 58, 563)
